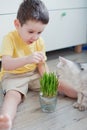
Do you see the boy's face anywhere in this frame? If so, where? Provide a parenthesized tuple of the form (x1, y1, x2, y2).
(15, 20, 46, 45)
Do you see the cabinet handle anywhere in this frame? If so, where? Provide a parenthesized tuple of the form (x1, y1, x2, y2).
(61, 12, 66, 17)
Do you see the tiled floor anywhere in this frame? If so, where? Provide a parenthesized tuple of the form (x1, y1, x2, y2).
(0, 47, 87, 130)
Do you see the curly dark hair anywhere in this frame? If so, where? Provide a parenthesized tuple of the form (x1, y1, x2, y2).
(17, 0, 49, 26)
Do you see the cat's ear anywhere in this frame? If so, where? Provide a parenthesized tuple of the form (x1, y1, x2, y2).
(59, 56, 67, 64)
(59, 56, 74, 67)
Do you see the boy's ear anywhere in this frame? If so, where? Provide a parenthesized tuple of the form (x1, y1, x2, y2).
(14, 19, 20, 29)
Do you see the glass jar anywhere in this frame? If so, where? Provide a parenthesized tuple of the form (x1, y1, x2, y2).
(39, 93, 57, 113)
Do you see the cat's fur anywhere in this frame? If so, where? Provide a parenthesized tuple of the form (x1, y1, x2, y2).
(57, 56, 87, 111)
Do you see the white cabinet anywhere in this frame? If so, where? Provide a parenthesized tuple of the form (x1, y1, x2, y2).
(41, 0, 87, 51)
(42, 8, 87, 51)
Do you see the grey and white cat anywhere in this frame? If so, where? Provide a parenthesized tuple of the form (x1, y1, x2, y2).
(57, 56, 87, 111)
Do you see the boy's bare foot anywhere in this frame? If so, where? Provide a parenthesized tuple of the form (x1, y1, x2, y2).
(0, 114, 12, 130)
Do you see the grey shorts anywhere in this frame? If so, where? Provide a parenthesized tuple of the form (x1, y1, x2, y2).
(1, 70, 41, 98)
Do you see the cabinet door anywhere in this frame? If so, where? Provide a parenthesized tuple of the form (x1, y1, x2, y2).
(0, 14, 16, 46)
(42, 9, 87, 51)
(42, 0, 87, 10)
(0, 0, 22, 14)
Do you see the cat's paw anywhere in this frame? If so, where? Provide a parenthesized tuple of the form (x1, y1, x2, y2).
(78, 105, 87, 111)
(73, 102, 86, 111)
(73, 102, 80, 108)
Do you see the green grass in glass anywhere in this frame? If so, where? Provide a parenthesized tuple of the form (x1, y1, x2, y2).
(40, 72, 59, 97)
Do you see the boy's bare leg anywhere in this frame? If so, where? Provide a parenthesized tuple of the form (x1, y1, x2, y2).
(58, 80, 77, 98)
(0, 90, 22, 130)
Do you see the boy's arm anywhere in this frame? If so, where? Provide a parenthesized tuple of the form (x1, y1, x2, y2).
(2, 55, 29, 70)
(37, 62, 49, 76)
(2, 52, 45, 71)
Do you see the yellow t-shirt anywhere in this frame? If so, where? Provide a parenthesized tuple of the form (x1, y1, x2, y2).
(0, 30, 47, 79)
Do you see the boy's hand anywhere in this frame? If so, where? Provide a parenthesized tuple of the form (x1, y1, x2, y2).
(27, 52, 45, 64)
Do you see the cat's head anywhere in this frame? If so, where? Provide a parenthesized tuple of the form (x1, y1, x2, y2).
(56, 56, 81, 78)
